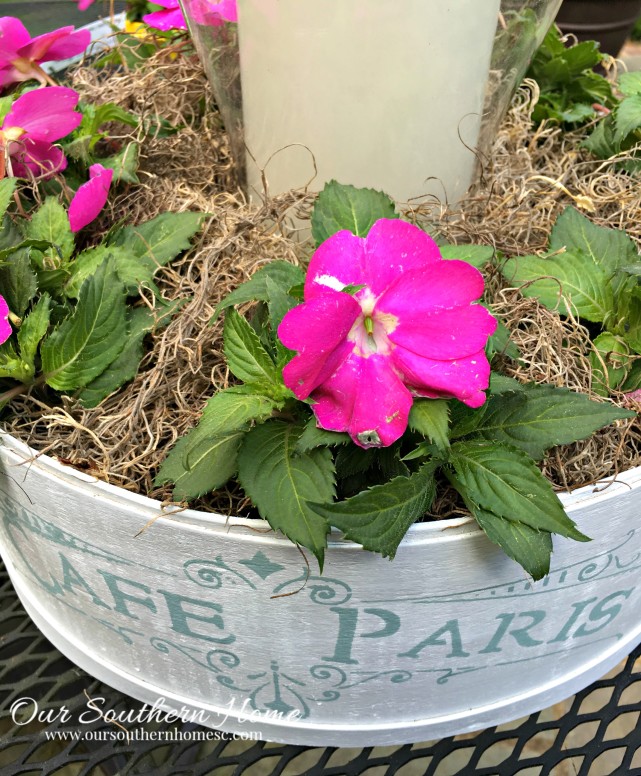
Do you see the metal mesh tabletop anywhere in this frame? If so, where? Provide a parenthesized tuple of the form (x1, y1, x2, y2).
(1, 558, 640, 776)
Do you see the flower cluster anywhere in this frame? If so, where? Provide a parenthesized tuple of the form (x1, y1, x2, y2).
(0, 17, 117, 345)
(279, 219, 497, 448)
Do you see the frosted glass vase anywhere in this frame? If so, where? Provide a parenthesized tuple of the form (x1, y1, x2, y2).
(181, 0, 562, 205)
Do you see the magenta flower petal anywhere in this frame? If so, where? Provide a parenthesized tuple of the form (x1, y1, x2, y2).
(0, 66, 19, 88)
(77, 0, 95, 10)
(280, 291, 361, 399)
(392, 347, 492, 408)
(312, 352, 414, 448)
(143, 4, 188, 31)
(10, 136, 67, 179)
(389, 305, 497, 360)
(304, 230, 368, 300)
(4, 86, 81, 142)
(0, 17, 30, 60)
(215, 0, 238, 22)
(68, 163, 114, 232)
(22, 27, 91, 62)
(0, 294, 11, 345)
(379, 260, 485, 313)
(362, 219, 442, 297)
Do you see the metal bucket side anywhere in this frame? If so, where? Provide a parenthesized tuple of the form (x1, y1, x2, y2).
(1, 431, 640, 746)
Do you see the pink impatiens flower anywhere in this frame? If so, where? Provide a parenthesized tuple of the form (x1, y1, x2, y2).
(0, 295, 11, 345)
(144, 0, 237, 31)
(0, 86, 82, 179)
(0, 17, 90, 89)
(278, 219, 497, 448)
(68, 163, 114, 232)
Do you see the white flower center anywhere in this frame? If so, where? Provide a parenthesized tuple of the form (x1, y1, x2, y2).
(347, 289, 398, 358)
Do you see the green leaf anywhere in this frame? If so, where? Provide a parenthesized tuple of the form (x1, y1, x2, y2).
(467, 383, 634, 459)
(560, 103, 596, 124)
(563, 41, 602, 75)
(76, 301, 182, 408)
(181, 387, 279, 446)
(619, 71, 641, 97)
(450, 401, 489, 440)
(0, 95, 13, 125)
(377, 445, 410, 481)
(65, 245, 127, 298)
(452, 460, 553, 580)
(408, 399, 450, 450)
(439, 244, 494, 269)
(0, 250, 37, 317)
(267, 278, 299, 368)
(449, 440, 589, 541)
(157, 431, 245, 500)
(624, 297, 641, 354)
(156, 386, 279, 499)
(622, 359, 641, 392)
(549, 207, 639, 277)
(614, 95, 641, 144)
(26, 197, 74, 261)
(334, 445, 378, 478)
(487, 318, 520, 360)
(223, 308, 284, 395)
(573, 72, 614, 105)
(0, 341, 31, 381)
(99, 143, 140, 184)
(540, 57, 571, 86)
(237, 421, 335, 566)
(583, 117, 619, 159)
(211, 261, 304, 322)
(489, 374, 525, 394)
(0, 178, 16, 221)
(17, 294, 51, 378)
(41, 260, 127, 390)
(471, 504, 552, 581)
(110, 211, 204, 266)
(501, 250, 614, 323)
(311, 180, 398, 246)
(309, 463, 436, 559)
(0, 238, 57, 264)
(589, 332, 631, 395)
(296, 417, 350, 452)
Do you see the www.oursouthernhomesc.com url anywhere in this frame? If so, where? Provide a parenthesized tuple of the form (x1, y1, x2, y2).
(44, 728, 263, 743)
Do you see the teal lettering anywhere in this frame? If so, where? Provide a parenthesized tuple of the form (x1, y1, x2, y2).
(548, 597, 597, 643)
(159, 590, 235, 644)
(398, 619, 470, 659)
(573, 590, 633, 638)
(6, 522, 63, 595)
(324, 607, 401, 665)
(480, 610, 546, 653)
(60, 553, 110, 609)
(99, 572, 156, 619)
(324, 608, 359, 664)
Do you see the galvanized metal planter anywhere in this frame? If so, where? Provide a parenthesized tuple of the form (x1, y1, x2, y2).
(0, 431, 640, 746)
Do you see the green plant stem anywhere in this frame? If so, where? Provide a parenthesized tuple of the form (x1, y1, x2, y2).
(0, 374, 47, 406)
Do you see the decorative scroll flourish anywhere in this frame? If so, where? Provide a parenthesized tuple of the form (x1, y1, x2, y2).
(271, 571, 352, 605)
(183, 557, 256, 590)
(365, 530, 641, 605)
(150, 638, 252, 692)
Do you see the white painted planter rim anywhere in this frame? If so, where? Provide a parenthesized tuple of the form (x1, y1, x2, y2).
(2, 430, 639, 549)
